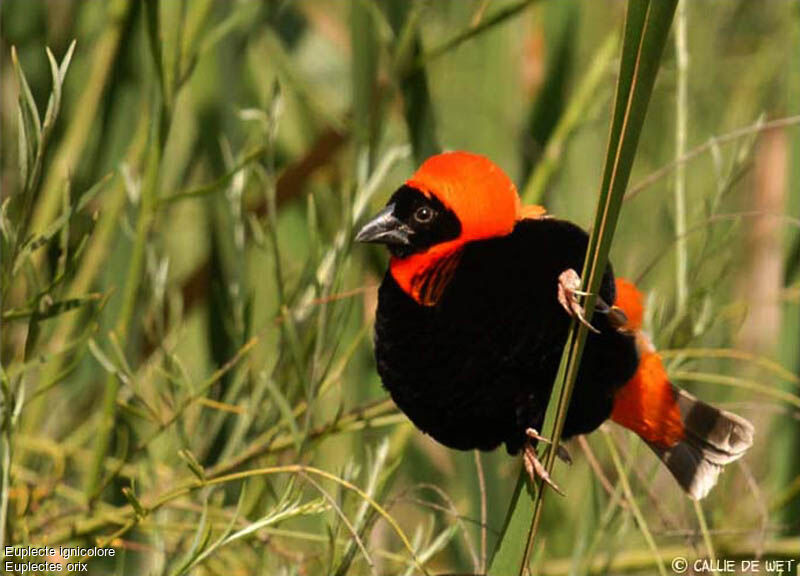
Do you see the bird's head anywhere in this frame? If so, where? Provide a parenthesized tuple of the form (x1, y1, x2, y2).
(356, 152, 543, 305)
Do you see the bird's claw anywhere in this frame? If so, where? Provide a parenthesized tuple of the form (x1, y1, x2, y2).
(525, 427, 551, 444)
(557, 269, 632, 333)
(523, 442, 565, 496)
(526, 428, 572, 465)
(604, 305, 630, 332)
(557, 269, 600, 334)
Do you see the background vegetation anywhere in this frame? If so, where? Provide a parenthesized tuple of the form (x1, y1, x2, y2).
(1, 1, 799, 574)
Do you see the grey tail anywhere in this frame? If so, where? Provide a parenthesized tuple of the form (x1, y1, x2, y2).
(646, 385, 754, 500)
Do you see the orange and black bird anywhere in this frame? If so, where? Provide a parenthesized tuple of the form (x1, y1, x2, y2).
(356, 151, 754, 499)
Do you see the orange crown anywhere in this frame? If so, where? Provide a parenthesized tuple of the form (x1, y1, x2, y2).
(406, 152, 521, 242)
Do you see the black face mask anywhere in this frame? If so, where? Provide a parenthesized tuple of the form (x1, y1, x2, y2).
(355, 186, 462, 258)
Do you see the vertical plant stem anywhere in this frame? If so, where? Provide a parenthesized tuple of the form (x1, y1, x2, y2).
(385, 1, 441, 164)
(674, 0, 689, 314)
(86, 0, 171, 498)
(351, 0, 379, 172)
(263, 86, 285, 307)
(692, 499, 716, 563)
(521, 32, 619, 205)
(602, 430, 668, 576)
(0, 441, 8, 556)
(86, 108, 164, 499)
(489, 2, 678, 574)
(777, 6, 800, 525)
(474, 449, 487, 574)
(0, 375, 13, 555)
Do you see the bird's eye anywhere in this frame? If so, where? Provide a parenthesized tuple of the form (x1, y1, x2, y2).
(414, 206, 434, 223)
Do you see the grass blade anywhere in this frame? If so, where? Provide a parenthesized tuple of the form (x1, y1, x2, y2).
(602, 430, 667, 576)
(10, 46, 42, 155)
(385, 1, 441, 164)
(352, 0, 380, 170)
(416, 0, 540, 69)
(519, 0, 578, 191)
(521, 31, 618, 204)
(489, 2, 677, 574)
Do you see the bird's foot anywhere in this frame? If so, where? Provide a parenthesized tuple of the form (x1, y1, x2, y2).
(557, 269, 631, 334)
(523, 430, 565, 496)
(523, 443, 565, 495)
(557, 269, 600, 334)
(525, 428, 572, 465)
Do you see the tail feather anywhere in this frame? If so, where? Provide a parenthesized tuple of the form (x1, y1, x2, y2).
(646, 386, 754, 500)
(611, 278, 755, 500)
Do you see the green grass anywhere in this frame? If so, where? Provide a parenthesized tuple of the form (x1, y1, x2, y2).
(1, 1, 799, 575)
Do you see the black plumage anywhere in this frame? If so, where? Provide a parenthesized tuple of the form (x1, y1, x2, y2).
(373, 217, 639, 454)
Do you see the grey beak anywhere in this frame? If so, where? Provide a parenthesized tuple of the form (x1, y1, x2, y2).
(355, 204, 413, 246)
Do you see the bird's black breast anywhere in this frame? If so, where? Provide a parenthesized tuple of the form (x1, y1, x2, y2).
(374, 218, 639, 454)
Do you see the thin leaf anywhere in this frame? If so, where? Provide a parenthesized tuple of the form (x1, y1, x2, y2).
(670, 370, 800, 409)
(169, 498, 212, 576)
(56, 180, 71, 278)
(602, 430, 667, 576)
(16, 105, 29, 188)
(402, 524, 459, 576)
(13, 173, 113, 275)
(301, 472, 376, 574)
(41, 40, 76, 134)
(520, 0, 579, 186)
(10, 46, 42, 151)
(178, 449, 206, 482)
(522, 31, 618, 204)
(172, 488, 249, 576)
(23, 302, 42, 362)
(3, 293, 104, 322)
(659, 347, 800, 387)
(692, 499, 716, 565)
(42, 48, 61, 132)
(352, 0, 380, 169)
(57, 39, 77, 84)
(223, 498, 327, 546)
(384, 1, 440, 164)
(87, 338, 130, 386)
(333, 440, 392, 576)
(415, 0, 540, 69)
(265, 375, 302, 453)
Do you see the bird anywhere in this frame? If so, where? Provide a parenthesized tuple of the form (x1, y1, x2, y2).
(355, 151, 754, 500)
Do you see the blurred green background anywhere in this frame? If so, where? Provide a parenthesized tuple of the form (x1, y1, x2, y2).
(1, 1, 799, 574)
